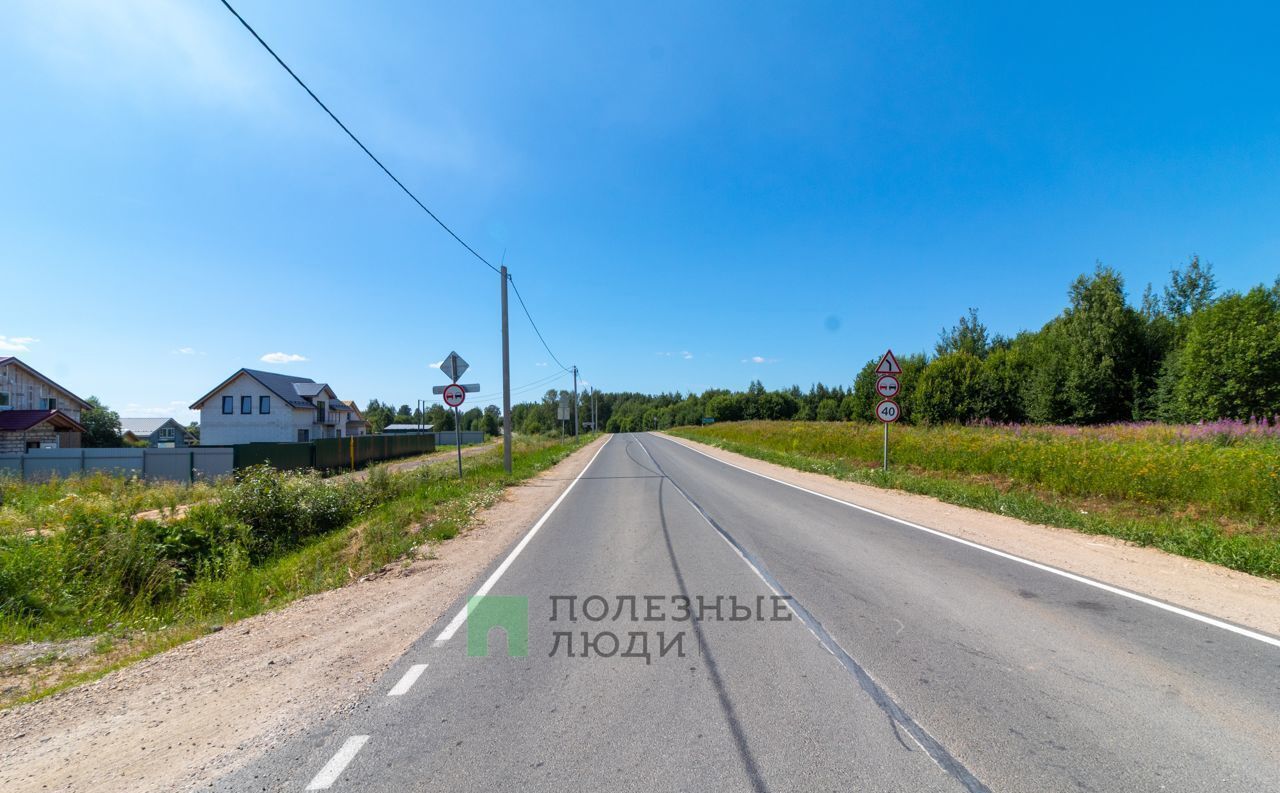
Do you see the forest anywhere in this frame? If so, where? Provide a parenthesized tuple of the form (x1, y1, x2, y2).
(528, 259, 1280, 433)
(360, 259, 1279, 435)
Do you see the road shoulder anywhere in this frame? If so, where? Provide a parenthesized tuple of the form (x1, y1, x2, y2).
(0, 437, 607, 793)
(658, 432, 1280, 639)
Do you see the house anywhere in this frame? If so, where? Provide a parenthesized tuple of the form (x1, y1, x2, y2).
(0, 357, 90, 452)
(189, 368, 365, 446)
(120, 417, 190, 448)
(340, 402, 371, 437)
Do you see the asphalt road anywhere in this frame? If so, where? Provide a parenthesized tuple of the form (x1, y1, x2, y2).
(217, 433, 1280, 792)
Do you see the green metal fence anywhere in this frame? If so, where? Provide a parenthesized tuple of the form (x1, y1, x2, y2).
(233, 433, 436, 473)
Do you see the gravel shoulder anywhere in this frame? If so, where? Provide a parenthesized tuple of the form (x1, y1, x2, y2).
(0, 437, 605, 793)
(660, 433, 1280, 639)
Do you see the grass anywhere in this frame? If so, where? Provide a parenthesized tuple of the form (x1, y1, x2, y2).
(668, 421, 1280, 580)
(0, 435, 590, 705)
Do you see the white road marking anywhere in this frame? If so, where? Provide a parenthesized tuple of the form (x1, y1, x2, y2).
(387, 663, 428, 696)
(306, 735, 369, 790)
(433, 436, 612, 645)
(657, 434, 1280, 650)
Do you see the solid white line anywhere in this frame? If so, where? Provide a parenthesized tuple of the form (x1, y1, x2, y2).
(656, 434, 1280, 650)
(433, 436, 612, 645)
(305, 735, 369, 790)
(386, 663, 428, 696)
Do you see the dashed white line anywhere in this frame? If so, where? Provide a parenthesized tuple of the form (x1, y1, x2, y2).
(657, 433, 1280, 651)
(433, 436, 612, 645)
(387, 663, 428, 696)
(305, 735, 369, 790)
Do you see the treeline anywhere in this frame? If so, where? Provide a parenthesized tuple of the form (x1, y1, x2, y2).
(363, 399, 501, 436)
(557, 260, 1280, 431)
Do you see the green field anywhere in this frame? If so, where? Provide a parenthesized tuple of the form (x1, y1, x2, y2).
(668, 421, 1280, 579)
(0, 436, 588, 704)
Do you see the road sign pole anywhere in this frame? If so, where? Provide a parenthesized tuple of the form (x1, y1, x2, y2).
(455, 407, 464, 479)
(883, 422, 888, 472)
(500, 266, 512, 475)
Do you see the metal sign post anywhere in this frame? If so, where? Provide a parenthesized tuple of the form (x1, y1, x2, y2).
(873, 349, 902, 471)
(436, 351, 474, 480)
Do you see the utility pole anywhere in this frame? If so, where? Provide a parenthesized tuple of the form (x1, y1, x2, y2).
(572, 365, 579, 439)
(500, 265, 512, 474)
(591, 388, 596, 434)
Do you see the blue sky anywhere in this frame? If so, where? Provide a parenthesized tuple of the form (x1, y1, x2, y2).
(3, 1, 1278, 423)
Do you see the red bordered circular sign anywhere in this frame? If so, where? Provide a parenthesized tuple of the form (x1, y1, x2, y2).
(875, 399, 900, 423)
(443, 383, 466, 408)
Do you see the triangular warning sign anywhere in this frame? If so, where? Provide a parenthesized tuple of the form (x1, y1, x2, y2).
(875, 349, 902, 375)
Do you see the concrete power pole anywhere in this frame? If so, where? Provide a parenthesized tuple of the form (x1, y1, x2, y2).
(571, 366, 579, 439)
(500, 265, 512, 474)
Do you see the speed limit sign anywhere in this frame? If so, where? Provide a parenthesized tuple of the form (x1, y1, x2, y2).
(875, 399, 900, 423)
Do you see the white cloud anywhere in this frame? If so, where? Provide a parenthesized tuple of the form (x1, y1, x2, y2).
(122, 400, 196, 420)
(657, 351, 694, 360)
(260, 352, 307, 364)
(535, 362, 549, 367)
(681, 351, 694, 360)
(429, 360, 443, 369)
(172, 346, 203, 356)
(9, 1, 269, 110)
(0, 336, 38, 352)
(743, 355, 778, 364)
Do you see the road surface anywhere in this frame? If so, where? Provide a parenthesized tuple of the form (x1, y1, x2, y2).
(217, 433, 1280, 792)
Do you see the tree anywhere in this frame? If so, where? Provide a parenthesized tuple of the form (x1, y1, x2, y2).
(936, 308, 991, 358)
(482, 405, 501, 436)
(815, 398, 840, 422)
(914, 352, 988, 424)
(80, 396, 122, 448)
(1022, 266, 1147, 423)
(982, 346, 1028, 423)
(1172, 287, 1280, 420)
(1163, 255, 1217, 320)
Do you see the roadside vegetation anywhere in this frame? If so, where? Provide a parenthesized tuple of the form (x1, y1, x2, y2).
(669, 421, 1280, 580)
(0, 435, 589, 705)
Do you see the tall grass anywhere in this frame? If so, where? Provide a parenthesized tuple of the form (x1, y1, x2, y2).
(669, 422, 1280, 579)
(673, 421, 1280, 523)
(0, 437, 585, 646)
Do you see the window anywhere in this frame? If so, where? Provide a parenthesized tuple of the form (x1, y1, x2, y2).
(42, 397, 57, 410)
(260, 396, 271, 414)
(297, 429, 309, 442)
(241, 396, 252, 414)
(222, 396, 233, 414)
(0, 391, 8, 407)
(158, 427, 175, 440)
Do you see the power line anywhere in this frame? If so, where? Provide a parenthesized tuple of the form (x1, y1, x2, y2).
(219, 0, 499, 275)
(509, 274, 571, 372)
(471, 369, 567, 402)
(221, 1, 577, 380)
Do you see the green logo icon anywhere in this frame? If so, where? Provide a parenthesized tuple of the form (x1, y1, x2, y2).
(467, 595, 528, 657)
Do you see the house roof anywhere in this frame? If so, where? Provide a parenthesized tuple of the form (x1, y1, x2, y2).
(119, 417, 181, 436)
(190, 368, 320, 410)
(0, 409, 87, 433)
(0, 357, 92, 410)
(292, 382, 328, 398)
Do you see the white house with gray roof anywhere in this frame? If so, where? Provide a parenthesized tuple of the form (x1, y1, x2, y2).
(189, 368, 366, 446)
